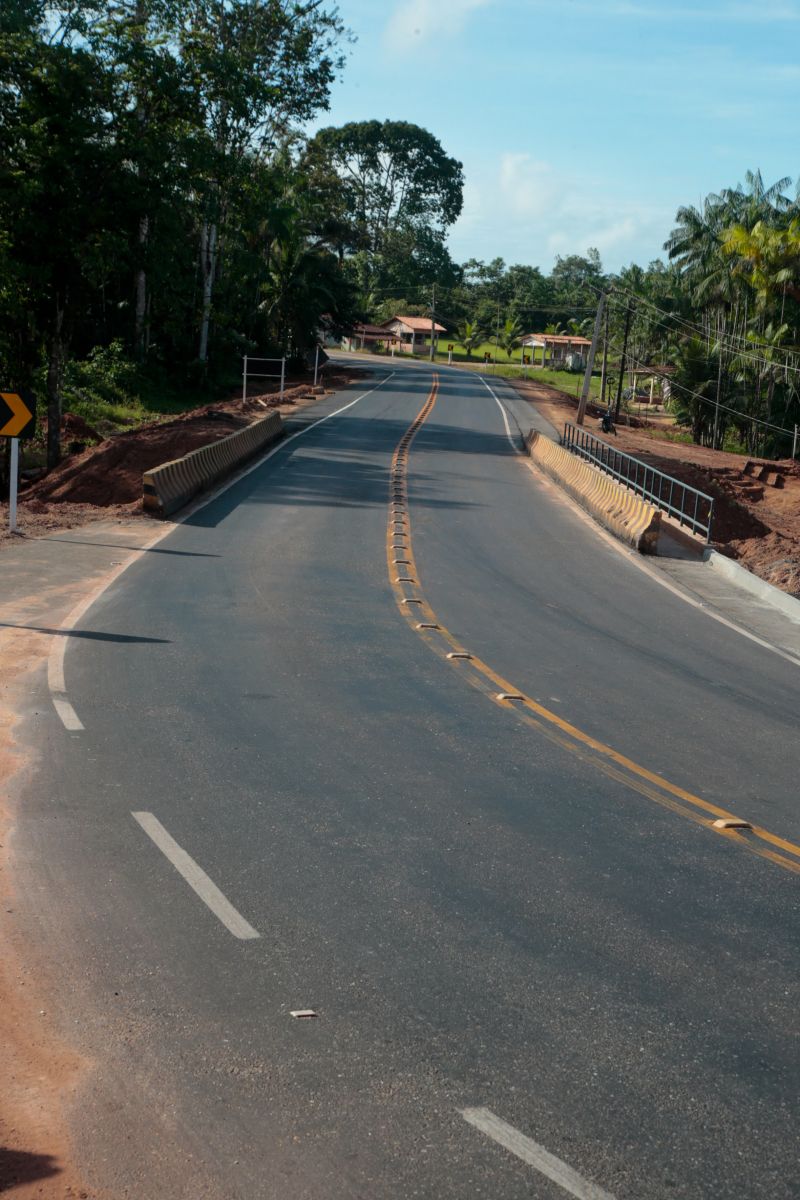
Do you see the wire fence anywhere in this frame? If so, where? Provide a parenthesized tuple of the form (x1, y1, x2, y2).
(562, 421, 715, 541)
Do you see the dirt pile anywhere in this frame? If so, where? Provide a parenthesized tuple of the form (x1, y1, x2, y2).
(2, 370, 354, 539)
(0, 369, 355, 548)
(511, 376, 800, 597)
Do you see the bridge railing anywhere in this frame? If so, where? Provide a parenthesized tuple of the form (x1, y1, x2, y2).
(562, 422, 714, 541)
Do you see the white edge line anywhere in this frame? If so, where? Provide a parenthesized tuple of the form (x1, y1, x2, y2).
(51, 697, 84, 731)
(480, 376, 515, 449)
(46, 372, 397, 726)
(461, 1108, 616, 1200)
(479, 375, 800, 669)
(132, 811, 260, 940)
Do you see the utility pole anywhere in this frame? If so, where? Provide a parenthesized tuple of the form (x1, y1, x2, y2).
(495, 303, 501, 374)
(599, 301, 610, 409)
(576, 291, 606, 425)
(614, 301, 633, 423)
(429, 284, 436, 362)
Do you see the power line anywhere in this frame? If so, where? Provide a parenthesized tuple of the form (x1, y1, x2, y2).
(603, 284, 800, 378)
(603, 332, 798, 440)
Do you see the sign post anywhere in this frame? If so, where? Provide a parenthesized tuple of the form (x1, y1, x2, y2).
(1, 390, 37, 532)
(9, 437, 19, 532)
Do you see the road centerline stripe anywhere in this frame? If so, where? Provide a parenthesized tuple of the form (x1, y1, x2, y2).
(461, 1108, 616, 1200)
(385, 373, 800, 876)
(132, 812, 260, 940)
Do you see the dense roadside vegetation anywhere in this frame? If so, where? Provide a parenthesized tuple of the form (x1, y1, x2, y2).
(2, 3, 799, 478)
(381, 174, 800, 460)
(0, 1, 467, 473)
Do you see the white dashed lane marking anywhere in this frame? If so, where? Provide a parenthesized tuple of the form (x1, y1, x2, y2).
(461, 1108, 616, 1200)
(132, 812, 260, 940)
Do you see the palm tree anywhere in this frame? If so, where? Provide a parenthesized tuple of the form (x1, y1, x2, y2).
(457, 318, 485, 359)
(718, 170, 792, 231)
(260, 220, 341, 355)
(722, 218, 800, 312)
(496, 316, 524, 361)
(669, 337, 719, 446)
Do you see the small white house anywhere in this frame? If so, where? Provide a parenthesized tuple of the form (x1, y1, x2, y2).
(382, 315, 446, 355)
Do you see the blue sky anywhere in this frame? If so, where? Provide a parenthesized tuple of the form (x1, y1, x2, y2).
(314, 0, 800, 274)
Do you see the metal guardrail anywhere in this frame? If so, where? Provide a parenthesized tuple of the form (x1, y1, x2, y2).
(562, 422, 714, 541)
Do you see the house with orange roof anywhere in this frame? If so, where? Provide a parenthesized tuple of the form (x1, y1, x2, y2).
(382, 315, 446, 355)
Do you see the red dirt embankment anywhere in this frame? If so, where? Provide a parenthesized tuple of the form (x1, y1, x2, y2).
(511, 376, 800, 597)
(0, 371, 355, 548)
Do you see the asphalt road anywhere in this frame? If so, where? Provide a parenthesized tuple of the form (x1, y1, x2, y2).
(14, 361, 800, 1199)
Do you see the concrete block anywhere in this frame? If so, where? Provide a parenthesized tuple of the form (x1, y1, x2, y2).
(143, 410, 284, 516)
(526, 430, 661, 553)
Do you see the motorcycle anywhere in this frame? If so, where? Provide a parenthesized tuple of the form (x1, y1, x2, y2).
(599, 408, 617, 436)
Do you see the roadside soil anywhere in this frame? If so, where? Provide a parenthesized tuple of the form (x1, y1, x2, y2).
(0, 609, 109, 1198)
(0, 368, 356, 551)
(511, 375, 800, 597)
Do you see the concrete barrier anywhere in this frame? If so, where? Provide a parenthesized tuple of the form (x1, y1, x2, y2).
(526, 430, 662, 553)
(705, 549, 800, 622)
(143, 410, 284, 516)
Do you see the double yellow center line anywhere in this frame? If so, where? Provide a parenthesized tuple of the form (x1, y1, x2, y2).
(386, 377, 800, 877)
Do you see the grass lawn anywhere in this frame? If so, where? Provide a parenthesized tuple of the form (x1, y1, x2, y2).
(433, 340, 540, 366)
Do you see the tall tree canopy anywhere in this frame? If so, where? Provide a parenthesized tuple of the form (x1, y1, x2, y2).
(306, 119, 463, 299)
(0, 0, 351, 466)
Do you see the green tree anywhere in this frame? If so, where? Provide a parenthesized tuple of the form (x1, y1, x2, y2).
(669, 337, 719, 446)
(307, 119, 463, 296)
(0, 1, 127, 464)
(456, 318, 484, 359)
(181, 0, 346, 363)
(496, 316, 524, 361)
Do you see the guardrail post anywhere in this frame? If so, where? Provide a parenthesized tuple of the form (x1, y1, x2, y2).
(242, 355, 248, 404)
(280, 356, 286, 400)
(313, 345, 319, 388)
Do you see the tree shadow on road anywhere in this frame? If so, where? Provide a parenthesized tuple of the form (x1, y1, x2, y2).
(0, 624, 170, 644)
(184, 415, 511, 530)
(0, 1146, 61, 1193)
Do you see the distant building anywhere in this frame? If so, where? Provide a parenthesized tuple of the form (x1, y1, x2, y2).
(382, 315, 446, 355)
(341, 322, 397, 352)
(521, 332, 592, 369)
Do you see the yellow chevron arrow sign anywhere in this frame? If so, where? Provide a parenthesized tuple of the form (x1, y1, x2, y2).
(0, 390, 36, 438)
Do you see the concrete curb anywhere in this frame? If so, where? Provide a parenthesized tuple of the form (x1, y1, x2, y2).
(705, 549, 800, 624)
(143, 410, 284, 516)
(526, 430, 661, 554)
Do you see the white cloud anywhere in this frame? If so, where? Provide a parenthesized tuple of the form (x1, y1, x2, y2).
(498, 155, 561, 220)
(449, 152, 675, 271)
(384, 0, 491, 50)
